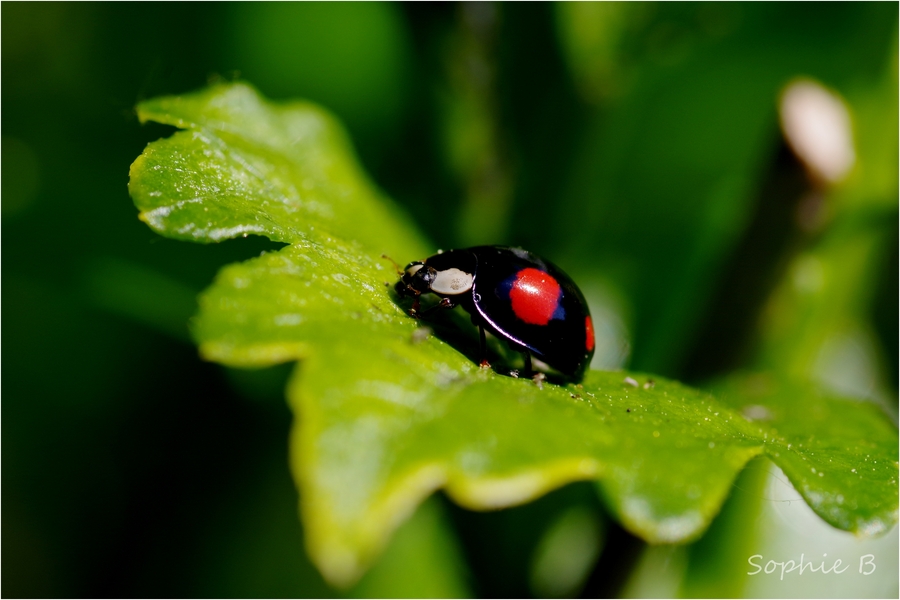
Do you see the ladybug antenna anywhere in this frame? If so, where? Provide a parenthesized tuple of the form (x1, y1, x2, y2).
(381, 253, 402, 275)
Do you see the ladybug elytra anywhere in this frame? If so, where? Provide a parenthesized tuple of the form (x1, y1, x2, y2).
(394, 246, 595, 381)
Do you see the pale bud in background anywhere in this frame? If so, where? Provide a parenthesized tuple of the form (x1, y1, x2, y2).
(780, 79, 856, 186)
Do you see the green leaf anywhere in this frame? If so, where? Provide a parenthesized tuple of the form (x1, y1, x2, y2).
(130, 81, 427, 257)
(129, 82, 898, 587)
(713, 373, 898, 535)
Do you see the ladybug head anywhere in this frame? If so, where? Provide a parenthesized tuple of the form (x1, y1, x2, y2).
(395, 261, 436, 297)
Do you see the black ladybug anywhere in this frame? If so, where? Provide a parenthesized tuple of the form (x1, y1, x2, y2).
(394, 246, 595, 381)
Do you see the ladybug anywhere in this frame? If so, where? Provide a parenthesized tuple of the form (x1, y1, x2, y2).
(394, 246, 595, 381)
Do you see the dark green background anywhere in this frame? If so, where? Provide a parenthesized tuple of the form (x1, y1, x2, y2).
(3, 3, 896, 597)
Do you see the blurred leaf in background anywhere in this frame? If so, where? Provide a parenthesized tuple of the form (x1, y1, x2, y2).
(222, 2, 414, 170)
(2, 2, 896, 599)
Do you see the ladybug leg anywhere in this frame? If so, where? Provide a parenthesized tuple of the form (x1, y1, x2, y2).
(521, 351, 546, 387)
(417, 297, 455, 318)
(478, 326, 491, 369)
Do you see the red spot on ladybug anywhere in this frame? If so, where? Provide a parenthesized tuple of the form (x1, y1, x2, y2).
(509, 268, 562, 325)
(585, 316, 595, 351)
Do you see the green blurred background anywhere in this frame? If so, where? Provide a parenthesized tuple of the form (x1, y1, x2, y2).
(3, 3, 897, 598)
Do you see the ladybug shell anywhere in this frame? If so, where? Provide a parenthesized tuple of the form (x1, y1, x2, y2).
(423, 246, 595, 379)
